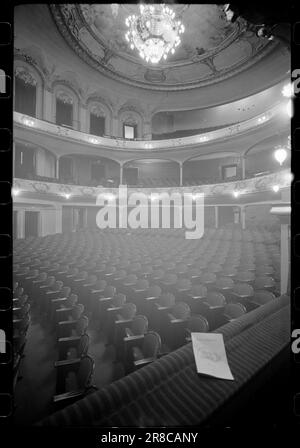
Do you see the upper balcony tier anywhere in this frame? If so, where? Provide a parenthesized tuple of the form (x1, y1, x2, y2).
(14, 101, 290, 156)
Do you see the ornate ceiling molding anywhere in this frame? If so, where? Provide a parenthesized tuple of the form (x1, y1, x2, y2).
(49, 4, 278, 92)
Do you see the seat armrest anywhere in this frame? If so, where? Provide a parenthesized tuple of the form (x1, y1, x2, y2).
(169, 318, 186, 324)
(115, 318, 134, 325)
(156, 305, 171, 311)
(56, 307, 73, 314)
(134, 357, 156, 368)
(124, 334, 144, 343)
(206, 304, 225, 310)
(58, 319, 77, 326)
(52, 297, 67, 303)
(99, 297, 113, 303)
(144, 296, 159, 302)
(54, 358, 81, 368)
(53, 390, 85, 404)
(107, 306, 122, 312)
(58, 335, 81, 344)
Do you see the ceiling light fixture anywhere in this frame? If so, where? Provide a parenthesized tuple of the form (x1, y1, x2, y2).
(274, 147, 288, 166)
(125, 4, 185, 64)
(272, 185, 280, 193)
(62, 193, 71, 199)
(12, 188, 20, 197)
(282, 82, 294, 98)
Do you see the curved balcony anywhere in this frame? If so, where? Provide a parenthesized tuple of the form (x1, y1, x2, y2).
(13, 169, 291, 201)
(14, 102, 284, 152)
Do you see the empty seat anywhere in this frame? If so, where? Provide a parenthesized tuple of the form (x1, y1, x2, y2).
(54, 355, 96, 406)
(129, 331, 162, 373)
(185, 314, 209, 342)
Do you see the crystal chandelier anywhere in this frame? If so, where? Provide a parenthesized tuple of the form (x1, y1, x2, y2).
(125, 4, 185, 64)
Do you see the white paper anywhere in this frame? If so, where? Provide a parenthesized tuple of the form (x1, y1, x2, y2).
(191, 332, 234, 381)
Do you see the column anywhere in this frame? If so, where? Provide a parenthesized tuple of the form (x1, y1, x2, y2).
(119, 163, 124, 185)
(240, 206, 246, 229)
(143, 121, 152, 140)
(56, 157, 60, 180)
(241, 155, 246, 179)
(43, 88, 53, 122)
(179, 162, 183, 187)
(79, 104, 87, 132)
(17, 210, 25, 239)
(280, 223, 289, 295)
(112, 116, 119, 137)
(214, 206, 219, 229)
(55, 205, 63, 234)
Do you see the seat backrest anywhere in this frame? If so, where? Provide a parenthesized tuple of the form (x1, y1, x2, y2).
(253, 290, 276, 305)
(67, 294, 78, 307)
(72, 304, 84, 320)
(121, 303, 137, 320)
(159, 293, 175, 307)
(14, 287, 24, 297)
(77, 355, 95, 389)
(45, 276, 55, 286)
(215, 277, 234, 289)
(87, 275, 97, 284)
(176, 278, 191, 291)
(95, 279, 107, 290)
(188, 314, 209, 333)
(142, 331, 161, 358)
(135, 279, 149, 290)
(254, 276, 275, 288)
(224, 302, 246, 319)
(78, 334, 90, 357)
(124, 274, 138, 284)
(76, 316, 89, 335)
(113, 293, 126, 307)
(191, 284, 207, 298)
(147, 285, 162, 298)
(60, 286, 71, 298)
(103, 285, 116, 297)
(114, 269, 127, 279)
(233, 283, 254, 297)
(200, 272, 217, 283)
(163, 273, 178, 284)
(18, 294, 28, 307)
(172, 302, 191, 319)
(206, 292, 226, 307)
(235, 271, 255, 282)
(131, 315, 148, 335)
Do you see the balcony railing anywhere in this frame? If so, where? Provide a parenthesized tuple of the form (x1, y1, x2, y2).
(14, 102, 283, 152)
(13, 169, 291, 200)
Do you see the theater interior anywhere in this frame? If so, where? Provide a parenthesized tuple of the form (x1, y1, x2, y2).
(13, 4, 291, 427)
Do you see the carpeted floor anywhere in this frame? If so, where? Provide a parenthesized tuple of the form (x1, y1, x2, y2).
(14, 306, 125, 425)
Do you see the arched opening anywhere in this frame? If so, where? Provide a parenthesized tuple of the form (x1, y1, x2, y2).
(87, 100, 112, 137)
(245, 136, 290, 178)
(183, 153, 241, 186)
(14, 142, 56, 181)
(118, 109, 144, 139)
(123, 159, 180, 187)
(14, 66, 38, 117)
(52, 83, 80, 130)
(59, 154, 121, 187)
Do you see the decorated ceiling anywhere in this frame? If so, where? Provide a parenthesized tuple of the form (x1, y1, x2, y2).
(50, 4, 277, 91)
